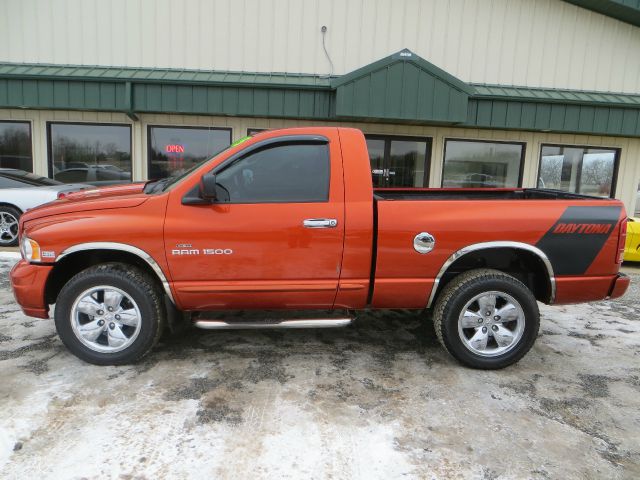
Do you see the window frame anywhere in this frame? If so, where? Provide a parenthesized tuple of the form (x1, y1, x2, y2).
(364, 133, 432, 188)
(147, 124, 233, 180)
(46, 121, 133, 180)
(247, 128, 268, 136)
(204, 135, 331, 205)
(441, 138, 526, 188)
(0, 120, 34, 173)
(536, 143, 621, 198)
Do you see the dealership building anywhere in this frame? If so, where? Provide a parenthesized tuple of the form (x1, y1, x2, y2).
(0, 0, 639, 214)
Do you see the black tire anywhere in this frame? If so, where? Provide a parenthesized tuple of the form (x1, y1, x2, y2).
(433, 269, 539, 369)
(54, 263, 165, 365)
(0, 205, 21, 247)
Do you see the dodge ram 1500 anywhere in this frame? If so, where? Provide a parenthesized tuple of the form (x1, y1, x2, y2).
(11, 127, 630, 369)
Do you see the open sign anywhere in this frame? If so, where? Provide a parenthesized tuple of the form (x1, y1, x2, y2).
(166, 144, 185, 153)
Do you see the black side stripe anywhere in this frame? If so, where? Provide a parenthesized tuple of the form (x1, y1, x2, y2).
(535, 206, 621, 276)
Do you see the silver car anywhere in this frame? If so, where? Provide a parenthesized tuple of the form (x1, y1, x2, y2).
(0, 168, 89, 246)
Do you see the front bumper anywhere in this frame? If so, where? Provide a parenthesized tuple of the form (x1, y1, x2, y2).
(10, 259, 52, 319)
(607, 273, 630, 300)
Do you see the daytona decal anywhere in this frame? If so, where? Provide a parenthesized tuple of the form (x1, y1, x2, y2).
(536, 206, 621, 275)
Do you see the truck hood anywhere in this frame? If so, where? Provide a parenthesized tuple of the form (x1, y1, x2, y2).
(21, 182, 149, 222)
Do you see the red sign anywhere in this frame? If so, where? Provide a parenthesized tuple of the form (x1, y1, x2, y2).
(166, 144, 185, 153)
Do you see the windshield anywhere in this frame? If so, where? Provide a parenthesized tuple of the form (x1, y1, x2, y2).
(145, 135, 253, 194)
(0, 170, 61, 186)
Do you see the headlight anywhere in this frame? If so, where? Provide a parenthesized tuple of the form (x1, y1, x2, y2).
(20, 236, 41, 262)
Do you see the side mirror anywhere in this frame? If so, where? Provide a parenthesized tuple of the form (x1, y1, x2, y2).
(199, 172, 218, 201)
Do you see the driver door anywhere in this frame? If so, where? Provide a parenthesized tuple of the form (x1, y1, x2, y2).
(164, 135, 345, 310)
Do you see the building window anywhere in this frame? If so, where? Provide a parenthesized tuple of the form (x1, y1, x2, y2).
(48, 122, 132, 185)
(364, 135, 431, 188)
(0, 121, 33, 172)
(247, 128, 268, 136)
(538, 145, 619, 197)
(148, 126, 231, 179)
(442, 139, 524, 188)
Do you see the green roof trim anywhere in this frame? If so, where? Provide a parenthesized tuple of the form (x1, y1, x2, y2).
(331, 49, 475, 95)
(563, 0, 640, 28)
(1, 56, 640, 137)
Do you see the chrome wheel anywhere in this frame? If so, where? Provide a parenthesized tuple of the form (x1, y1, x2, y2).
(457, 290, 525, 357)
(70, 286, 142, 353)
(0, 211, 19, 245)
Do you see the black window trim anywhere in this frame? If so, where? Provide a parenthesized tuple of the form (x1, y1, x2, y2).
(441, 137, 527, 188)
(46, 121, 133, 180)
(147, 124, 233, 180)
(364, 133, 432, 188)
(0, 119, 34, 173)
(536, 143, 621, 198)
(182, 134, 331, 205)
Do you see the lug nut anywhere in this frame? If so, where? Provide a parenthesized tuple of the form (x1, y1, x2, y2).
(485, 311, 491, 316)
(477, 318, 483, 324)
(492, 325, 498, 332)
(97, 310, 104, 315)
(115, 314, 121, 320)
(97, 320, 105, 326)
(494, 316, 501, 321)
(107, 307, 113, 312)
(482, 326, 487, 333)
(109, 322, 115, 330)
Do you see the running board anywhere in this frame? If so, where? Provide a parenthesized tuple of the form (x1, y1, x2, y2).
(194, 317, 352, 330)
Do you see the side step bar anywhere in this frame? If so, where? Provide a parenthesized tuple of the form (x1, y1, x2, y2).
(194, 318, 352, 330)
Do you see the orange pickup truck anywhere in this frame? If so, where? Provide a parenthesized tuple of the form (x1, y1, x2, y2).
(10, 127, 630, 369)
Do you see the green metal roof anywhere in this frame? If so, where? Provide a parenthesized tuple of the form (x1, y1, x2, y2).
(472, 84, 640, 107)
(333, 49, 471, 124)
(563, 0, 640, 28)
(0, 63, 334, 90)
(1, 55, 640, 137)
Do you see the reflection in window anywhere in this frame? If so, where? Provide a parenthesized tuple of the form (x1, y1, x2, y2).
(443, 140, 523, 188)
(0, 121, 32, 172)
(216, 142, 329, 203)
(636, 183, 640, 216)
(148, 126, 231, 179)
(49, 123, 132, 185)
(365, 135, 430, 188)
(538, 145, 618, 197)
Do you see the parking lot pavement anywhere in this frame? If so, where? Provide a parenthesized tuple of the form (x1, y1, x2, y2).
(0, 253, 639, 480)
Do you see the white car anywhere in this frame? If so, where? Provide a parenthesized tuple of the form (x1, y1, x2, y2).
(0, 168, 90, 246)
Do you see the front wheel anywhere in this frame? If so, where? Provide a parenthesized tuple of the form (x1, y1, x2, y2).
(433, 269, 540, 369)
(54, 263, 165, 365)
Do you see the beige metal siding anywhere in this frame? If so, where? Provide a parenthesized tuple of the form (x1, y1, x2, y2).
(1, 0, 640, 93)
(2, 108, 639, 214)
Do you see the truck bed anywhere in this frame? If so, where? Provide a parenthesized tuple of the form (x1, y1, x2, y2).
(374, 188, 611, 201)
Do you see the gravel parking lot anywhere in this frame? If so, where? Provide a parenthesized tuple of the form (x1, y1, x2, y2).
(0, 251, 639, 479)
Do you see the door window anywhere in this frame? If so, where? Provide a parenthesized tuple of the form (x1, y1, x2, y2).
(215, 142, 330, 203)
(365, 135, 430, 187)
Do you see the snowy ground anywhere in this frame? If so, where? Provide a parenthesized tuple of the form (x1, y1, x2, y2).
(0, 251, 639, 479)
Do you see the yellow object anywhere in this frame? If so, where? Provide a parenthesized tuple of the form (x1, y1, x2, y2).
(624, 217, 640, 262)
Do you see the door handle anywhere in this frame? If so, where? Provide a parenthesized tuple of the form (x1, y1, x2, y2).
(303, 218, 338, 228)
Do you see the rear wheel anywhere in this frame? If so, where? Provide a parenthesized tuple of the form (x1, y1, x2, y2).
(433, 269, 539, 369)
(0, 205, 20, 247)
(54, 263, 165, 365)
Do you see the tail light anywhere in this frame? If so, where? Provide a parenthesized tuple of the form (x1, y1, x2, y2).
(57, 192, 68, 199)
(616, 219, 627, 264)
